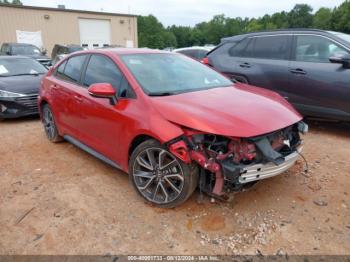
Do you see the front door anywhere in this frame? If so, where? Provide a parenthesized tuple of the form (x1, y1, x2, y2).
(288, 34, 350, 120)
(75, 54, 135, 162)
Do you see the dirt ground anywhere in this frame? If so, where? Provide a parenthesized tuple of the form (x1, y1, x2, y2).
(0, 117, 349, 255)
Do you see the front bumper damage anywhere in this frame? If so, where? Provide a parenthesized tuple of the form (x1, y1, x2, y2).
(239, 150, 300, 184)
(168, 121, 307, 198)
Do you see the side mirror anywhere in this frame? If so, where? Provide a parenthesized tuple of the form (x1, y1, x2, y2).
(88, 83, 117, 105)
(41, 47, 47, 55)
(329, 53, 350, 69)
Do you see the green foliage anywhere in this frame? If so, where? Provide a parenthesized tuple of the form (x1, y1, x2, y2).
(0, 0, 23, 5)
(313, 8, 332, 30)
(288, 4, 313, 28)
(332, 1, 350, 33)
(138, 1, 350, 49)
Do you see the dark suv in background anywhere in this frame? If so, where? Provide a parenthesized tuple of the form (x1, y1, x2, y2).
(206, 29, 350, 121)
(51, 44, 84, 65)
(0, 43, 52, 67)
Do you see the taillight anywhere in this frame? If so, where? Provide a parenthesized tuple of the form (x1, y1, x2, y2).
(201, 57, 209, 65)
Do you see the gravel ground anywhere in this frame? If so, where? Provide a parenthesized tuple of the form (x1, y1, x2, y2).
(0, 117, 349, 255)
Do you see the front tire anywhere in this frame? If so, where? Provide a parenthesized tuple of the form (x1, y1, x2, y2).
(42, 104, 62, 143)
(129, 139, 198, 208)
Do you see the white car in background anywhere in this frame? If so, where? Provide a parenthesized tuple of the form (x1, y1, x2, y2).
(173, 46, 215, 61)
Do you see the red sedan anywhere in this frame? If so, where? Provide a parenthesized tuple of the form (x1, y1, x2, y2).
(39, 48, 307, 208)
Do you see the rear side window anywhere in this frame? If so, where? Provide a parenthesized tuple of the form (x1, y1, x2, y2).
(253, 35, 290, 60)
(59, 55, 87, 83)
(228, 38, 251, 57)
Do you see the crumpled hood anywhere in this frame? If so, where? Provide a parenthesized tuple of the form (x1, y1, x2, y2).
(0, 75, 44, 94)
(150, 84, 302, 138)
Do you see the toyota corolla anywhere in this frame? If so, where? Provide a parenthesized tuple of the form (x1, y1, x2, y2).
(39, 48, 307, 208)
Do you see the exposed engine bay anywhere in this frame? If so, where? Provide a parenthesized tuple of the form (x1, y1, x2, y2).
(168, 121, 308, 198)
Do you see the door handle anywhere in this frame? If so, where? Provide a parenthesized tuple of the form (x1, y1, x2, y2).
(51, 84, 60, 90)
(289, 68, 306, 75)
(239, 62, 251, 68)
(74, 95, 83, 102)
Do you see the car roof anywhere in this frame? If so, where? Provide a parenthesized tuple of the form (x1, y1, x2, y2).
(221, 28, 335, 42)
(173, 46, 213, 52)
(3, 42, 37, 46)
(0, 55, 34, 59)
(55, 44, 81, 48)
(71, 48, 172, 56)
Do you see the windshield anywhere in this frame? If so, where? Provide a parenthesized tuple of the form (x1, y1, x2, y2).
(336, 33, 350, 43)
(11, 45, 41, 55)
(0, 58, 47, 76)
(68, 46, 84, 53)
(329, 31, 350, 43)
(121, 53, 232, 95)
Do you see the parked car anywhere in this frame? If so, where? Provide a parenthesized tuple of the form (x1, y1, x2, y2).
(0, 56, 47, 119)
(173, 46, 214, 61)
(51, 44, 84, 65)
(0, 43, 52, 67)
(39, 48, 307, 208)
(205, 29, 350, 121)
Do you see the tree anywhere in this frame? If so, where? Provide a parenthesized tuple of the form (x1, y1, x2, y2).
(246, 19, 264, 32)
(332, 1, 350, 33)
(0, 0, 23, 5)
(11, 0, 22, 5)
(137, 1, 350, 49)
(161, 31, 177, 48)
(271, 11, 289, 28)
(137, 15, 166, 48)
(169, 26, 192, 47)
(288, 4, 313, 28)
(206, 14, 227, 44)
(313, 7, 332, 29)
(225, 17, 243, 36)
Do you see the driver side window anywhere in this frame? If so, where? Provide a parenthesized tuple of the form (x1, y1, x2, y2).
(83, 55, 135, 98)
(295, 35, 348, 63)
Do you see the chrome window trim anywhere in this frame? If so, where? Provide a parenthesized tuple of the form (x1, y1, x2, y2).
(248, 33, 350, 52)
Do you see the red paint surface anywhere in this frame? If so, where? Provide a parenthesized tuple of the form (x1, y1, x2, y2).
(39, 49, 302, 172)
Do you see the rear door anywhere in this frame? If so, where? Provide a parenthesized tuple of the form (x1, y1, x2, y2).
(231, 35, 292, 93)
(288, 34, 350, 120)
(50, 54, 89, 136)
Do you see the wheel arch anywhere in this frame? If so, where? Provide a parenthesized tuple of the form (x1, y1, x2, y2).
(128, 134, 158, 159)
(38, 99, 49, 119)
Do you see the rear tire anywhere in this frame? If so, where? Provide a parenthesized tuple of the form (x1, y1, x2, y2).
(42, 104, 62, 143)
(129, 139, 198, 208)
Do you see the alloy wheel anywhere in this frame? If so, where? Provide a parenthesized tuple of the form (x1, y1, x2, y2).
(132, 147, 185, 205)
(43, 107, 56, 140)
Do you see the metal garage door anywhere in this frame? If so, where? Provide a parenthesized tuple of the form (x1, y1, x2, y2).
(79, 18, 111, 49)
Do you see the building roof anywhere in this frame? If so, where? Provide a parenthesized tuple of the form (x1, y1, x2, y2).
(0, 3, 137, 18)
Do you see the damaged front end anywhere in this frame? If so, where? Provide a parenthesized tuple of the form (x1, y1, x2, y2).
(168, 121, 308, 198)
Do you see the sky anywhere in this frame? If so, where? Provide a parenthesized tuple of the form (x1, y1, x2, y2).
(22, 0, 345, 27)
